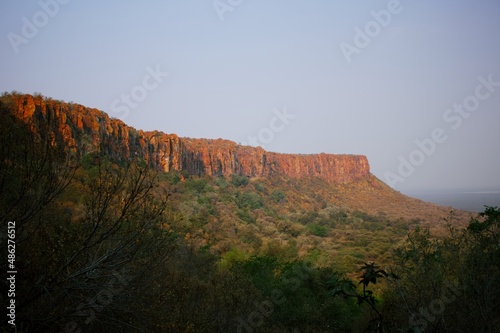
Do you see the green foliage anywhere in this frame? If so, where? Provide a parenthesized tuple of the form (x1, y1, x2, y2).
(352, 210, 380, 223)
(262, 239, 299, 260)
(295, 211, 319, 225)
(236, 191, 263, 210)
(236, 209, 256, 224)
(233, 255, 279, 291)
(197, 193, 218, 216)
(232, 256, 362, 331)
(382, 207, 500, 333)
(214, 175, 228, 188)
(184, 177, 211, 193)
(307, 223, 329, 237)
(270, 189, 286, 203)
(467, 206, 500, 238)
(331, 262, 397, 332)
(240, 231, 262, 246)
(10, 92, 497, 332)
(81, 152, 96, 169)
(254, 182, 265, 192)
(220, 248, 249, 268)
(161, 170, 181, 185)
(230, 174, 249, 187)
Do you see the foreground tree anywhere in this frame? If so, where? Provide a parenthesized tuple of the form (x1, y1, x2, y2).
(14, 154, 172, 332)
(0, 96, 76, 233)
(382, 207, 500, 332)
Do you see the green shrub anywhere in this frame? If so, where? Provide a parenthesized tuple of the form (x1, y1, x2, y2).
(184, 178, 210, 193)
(236, 209, 256, 224)
(270, 189, 286, 203)
(231, 174, 249, 187)
(214, 176, 228, 188)
(236, 192, 263, 210)
(254, 182, 265, 192)
(160, 171, 181, 185)
(307, 223, 329, 237)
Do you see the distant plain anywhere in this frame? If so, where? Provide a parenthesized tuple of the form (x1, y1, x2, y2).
(405, 188, 500, 212)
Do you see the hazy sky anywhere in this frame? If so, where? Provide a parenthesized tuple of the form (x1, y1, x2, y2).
(1, 0, 499, 193)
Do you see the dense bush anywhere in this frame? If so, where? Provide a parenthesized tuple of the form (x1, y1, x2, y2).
(3, 94, 498, 332)
(270, 189, 286, 203)
(236, 191, 264, 210)
(307, 223, 329, 237)
(231, 174, 249, 187)
(382, 207, 500, 332)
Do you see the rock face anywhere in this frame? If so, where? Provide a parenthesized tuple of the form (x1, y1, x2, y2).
(5, 94, 370, 183)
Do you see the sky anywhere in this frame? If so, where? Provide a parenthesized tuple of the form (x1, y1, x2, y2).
(1, 0, 499, 195)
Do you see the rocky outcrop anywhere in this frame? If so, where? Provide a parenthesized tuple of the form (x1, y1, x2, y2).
(178, 139, 369, 182)
(4, 94, 370, 183)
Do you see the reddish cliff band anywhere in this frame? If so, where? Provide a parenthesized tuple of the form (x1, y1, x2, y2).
(7, 94, 370, 184)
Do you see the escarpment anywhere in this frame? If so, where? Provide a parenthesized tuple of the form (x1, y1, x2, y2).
(5, 94, 370, 183)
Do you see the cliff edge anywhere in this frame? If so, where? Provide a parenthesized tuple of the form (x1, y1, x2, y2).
(4, 94, 369, 183)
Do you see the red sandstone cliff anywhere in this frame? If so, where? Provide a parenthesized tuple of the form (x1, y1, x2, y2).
(3, 94, 370, 183)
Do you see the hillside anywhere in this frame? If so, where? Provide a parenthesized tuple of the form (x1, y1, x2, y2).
(2, 92, 493, 333)
(3, 93, 471, 226)
(1, 92, 474, 272)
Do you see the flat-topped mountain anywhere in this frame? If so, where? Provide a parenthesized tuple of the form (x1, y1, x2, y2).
(9, 94, 369, 183)
(3, 92, 487, 333)
(2, 93, 472, 228)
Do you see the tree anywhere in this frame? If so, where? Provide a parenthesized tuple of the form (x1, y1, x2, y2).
(270, 189, 286, 203)
(330, 262, 396, 332)
(0, 97, 76, 231)
(13, 154, 173, 332)
(231, 174, 249, 187)
(382, 207, 500, 332)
